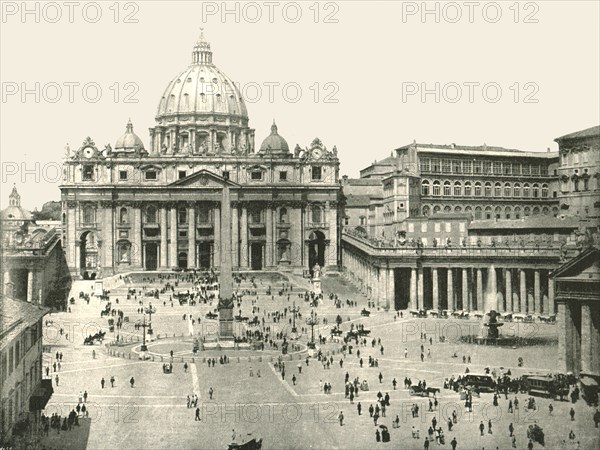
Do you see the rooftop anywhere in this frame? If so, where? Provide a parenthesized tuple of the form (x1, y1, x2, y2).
(0, 296, 49, 349)
(554, 125, 600, 142)
(469, 215, 580, 230)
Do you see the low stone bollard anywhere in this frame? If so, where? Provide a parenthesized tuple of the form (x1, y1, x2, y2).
(128, 353, 131, 359)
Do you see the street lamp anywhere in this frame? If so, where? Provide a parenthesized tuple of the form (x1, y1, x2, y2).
(306, 309, 320, 349)
(291, 301, 299, 333)
(145, 302, 155, 335)
(140, 314, 149, 352)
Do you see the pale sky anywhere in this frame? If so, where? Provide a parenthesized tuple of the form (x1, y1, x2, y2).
(1, 1, 599, 210)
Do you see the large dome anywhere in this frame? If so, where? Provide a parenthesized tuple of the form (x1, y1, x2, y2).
(259, 121, 289, 154)
(156, 31, 248, 122)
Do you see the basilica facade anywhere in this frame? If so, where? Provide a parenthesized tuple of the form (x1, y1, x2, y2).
(60, 32, 341, 279)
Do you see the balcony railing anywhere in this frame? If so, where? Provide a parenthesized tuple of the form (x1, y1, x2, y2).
(308, 221, 329, 229)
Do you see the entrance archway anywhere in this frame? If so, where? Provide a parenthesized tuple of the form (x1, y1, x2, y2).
(145, 243, 158, 271)
(178, 252, 188, 269)
(250, 243, 263, 270)
(307, 231, 326, 273)
(80, 231, 99, 277)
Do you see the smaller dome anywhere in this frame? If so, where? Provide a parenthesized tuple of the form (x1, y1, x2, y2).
(259, 121, 289, 154)
(115, 120, 145, 151)
(1, 187, 31, 221)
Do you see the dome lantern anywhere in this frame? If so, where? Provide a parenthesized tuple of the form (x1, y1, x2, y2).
(192, 28, 213, 65)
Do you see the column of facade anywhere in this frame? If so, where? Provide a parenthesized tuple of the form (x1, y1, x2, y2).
(387, 268, 394, 310)
(447, 268, 454, 311)
(292, 207, 302, 269)
(169, 205, 177, 268)
(417, 268, 424, 310)
(519, 269, 527, 313)
(213, 205, 221, 267)
(132, 206, 142, 268)
(372, 267, 380, 303)
(189, 128, 195, 154)
(581, 303, 593, 373)
(231, 207, 239, 268)
(476, 269, 483, 311)
(187, 204, 196, 269)
(327, 203, 337, 267)
(548, 277, 555, 314)
(160, 206, 168, 269)
(240, 207, 248, 268)
(462, 269, 469, 311)
(432, 268, 439, 310)
(67, 205, 76, 270)
(410, 268, 417, 310)
(27, 270, 34, 302)
(533, 270, 541, 313)
(266, 207, 273, 267)
(557, 302, 574, 373)
(505, 269, 512, 313)
(488, 266, 497, 311)
(103, 203, 114, 271)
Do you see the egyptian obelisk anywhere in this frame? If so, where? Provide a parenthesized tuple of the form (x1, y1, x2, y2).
(218, 185, 234, 339)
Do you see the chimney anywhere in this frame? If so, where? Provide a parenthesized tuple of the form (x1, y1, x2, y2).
(547, 147, 551, 153)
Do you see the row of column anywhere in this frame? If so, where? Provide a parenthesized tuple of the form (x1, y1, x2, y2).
(558, 300, 600, 374)
(343, 250, 394, 309)
(2, 269, 35, 303)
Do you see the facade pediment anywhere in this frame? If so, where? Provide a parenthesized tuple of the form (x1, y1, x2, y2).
(168, 169, 239, 188)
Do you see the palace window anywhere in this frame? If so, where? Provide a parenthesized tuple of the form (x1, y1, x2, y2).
(504, 183, 511, 197)
(494, 183, 502, 197)
(532, 207, 540, 215)
(279, 171, 287, 181)
(464, 182, 472, 196)
(444, 206, 452, 213)
(454, 181, 462, 196)
(311, 205, 322, 223)
(422, 205, 430, 216)
(178, 207, 187, 224)
(421, 180, 430, 196)
(145, 171, 157, 180)
(83, 165, 94, 181)
(485, 206, 492, 220)
(493, 161, 502, 175)
(431, 159, 441, 173)
(420, 158, 430, 172)
(179, 171, 187, 179)
(484, 182, 492, 197)
(443, 181, 451, 196)
(474, 182, 482, 196)
(119, 170, 128, 181)
(474, 207, 482, 220)
(198, 207, 210, 223)
(82, 206, 95, 225)
(503, 163, 512, 175)
(483, 161, 491, 174)
(523, 184, 530, 197)
(442, 160, 451, 173)
(222, 171, 230, 180)
(541, 165, 548, 176)
(495, 206, 502, 219)
(524, 207, 531, 217)
(146, 206, 157, 223)
(433, 181, 441, 196)
(452, 160, 462, 173)
(514, 183, 521, 197)
(532, 184, 540, 198)
(522, 164, 530, 175)
(279, 208, 288, 223)
(250, 210, 262, 224)
(531, 165, 540, 175)
(251, 171, 263, 181)
(473, 161, 482, 174)
(514, 207, 521, 219)
(433, 206, 441, 214)
(463, 160, 472, 173)
(119, 208, 128, 224)
(311, 166, 322, 181)
(505, 207, 512, 219)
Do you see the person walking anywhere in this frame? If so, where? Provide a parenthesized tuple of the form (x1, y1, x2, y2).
(357, 402, 362, 415)
(209, 387, 214, 400)
(195, 407, 201, 421)
(509, 422, 514, 437)
(55, 375, 59, 386)
(130, 377, 135, 388)
(338, 411, 344, 426)
(101, 377, 105, 389)
(479, 421, 485, 436)
(450, 437, 457, 450)
(83, 391, 88, 403)
(570, 407, 575, 421)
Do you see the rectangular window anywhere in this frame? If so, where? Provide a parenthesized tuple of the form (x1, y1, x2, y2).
(420, 158, 430, 172)
(279, 171, 287, 181)
(482, 161, 491, 174)
(311, 166, 322, 180)
(473, 161, 482, 174)
(459, 223, 465, 232)
(251, 171, 263, 181)
(522, 164, 530, 175)
(442, 159, 451, 173)
(251, 211, 262, 224)
(541, 166, 548, 176)
(119, 230, 128, 239)
(119, 170, 128, 180)
(178, 171, 187, 179)
(531, 165, 540, 175)
(222, 171, 230, 180)
(431, 159, 441, 173)
(503, 163, 512, 175)
(493, 161, 502, 175)
(408, 223, 414, 233)
(145, 171, 157, 180)
(83, 165, 94, 181)
(178, 230, 188, 238)
(421, 222, 427, 233)
(445, 222, 451, 232)
(452, 160, 462, 174)
(463, 160, 472, 173)
(434, 223, 441, 232)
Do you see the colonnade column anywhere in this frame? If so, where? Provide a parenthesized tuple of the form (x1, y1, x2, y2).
(187, 205, 196, 269)
(557, 302, 573, 373)
(519, 269, 527, 313)
(169, 206, 177, 268)
(548, 277, 555, 314)
(160, 206, 168, 269)
(581, 303, 593, 373)
(432, 268, 439, 310)
(417, 268, 424, 310)
(447, 268, 454, 311)
(266, 207, 273, 268)
(410, 268, 417, 310)
(386, 268, 394, 310)
(132, 207, 142, 268)
(27, 270, 34, 302)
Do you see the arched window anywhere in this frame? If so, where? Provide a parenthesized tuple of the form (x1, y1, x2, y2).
(513, 183, 521, 197)
(504, 183, 511, 197)
(454, 181, 462, 196)
(146, 205, 157, 223)
(484, 182, 492, 197)
(422, 205, 430, 216)
(494, 183, 502, 197)
(433, 181, 441, 196)
(433, 205, 441, 214)
(119, 207, 128, 224)
(279, 207, 288, 223)
(444, 205, 452, 212)
(542, 206, 549, 216)
(505, 206, 512, 219)
(495, 206, 502, 219)
(532, 206, 540, 215)
(552, 206, 559, 217)
(474, 206, 482, 220)
(464, 182, 472, 196)
(485, 206, 492, 220)
(514, 207, 521, 219)
(541, 184, 548, 198)
(454, 206, 462, 213)
(465, 206, 472, 218)
(523, 184, 530, 198)
(532, 183, 540, 198)
(421, 180, 430, 196)
(443, 181, 451, 196)
(474, 182, 482, 196)
(524, 206, 531, 217)
(83, 206, 95, 224)
(311, 205, 322, 223)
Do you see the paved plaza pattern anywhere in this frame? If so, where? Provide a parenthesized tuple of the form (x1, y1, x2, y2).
(37, 272, 599, 450)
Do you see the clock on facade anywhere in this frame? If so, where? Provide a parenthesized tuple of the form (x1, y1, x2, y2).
(83, 147, 95, 158)
(312, 148, 323, 160)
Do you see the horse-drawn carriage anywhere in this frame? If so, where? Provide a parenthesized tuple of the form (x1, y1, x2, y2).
(537, 314, 556, 324)
(527, 424, 544, 446)
(248, 316, 260, 326)
(228, 437, 262, 450)
(409, 309, 427, 318)
(360, 308, 371, 317)
(409, 385, 440, 397)
(235, 315, 249, 322)
(330, 327, 343, 337)
(205, 311, 218, 320)
(83, 331, 106, 345)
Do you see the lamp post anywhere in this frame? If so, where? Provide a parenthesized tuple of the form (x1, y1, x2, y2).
(291, 301, 299, 333)
(146, 302, 155, 335)
(140, 314, 149, 352)
(306, 309, 319, 349)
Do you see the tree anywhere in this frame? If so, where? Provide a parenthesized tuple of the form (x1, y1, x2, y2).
(32, 201, 61, 221)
